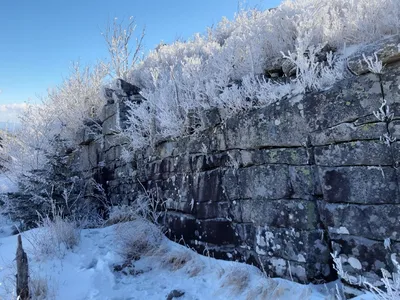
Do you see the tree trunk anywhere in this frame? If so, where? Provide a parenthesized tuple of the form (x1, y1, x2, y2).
(16, 234, 29, 300)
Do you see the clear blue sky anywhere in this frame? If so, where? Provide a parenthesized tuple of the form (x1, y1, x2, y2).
(0, 0, 281, 121)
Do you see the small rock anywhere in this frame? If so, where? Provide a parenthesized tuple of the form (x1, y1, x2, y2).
(282, 58, 297, 77)
(347, 34, 400, 75)
(166, 289, 185, 300)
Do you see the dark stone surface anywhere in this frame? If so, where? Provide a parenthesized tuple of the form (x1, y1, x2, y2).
(238, 199, 319, 230)
(319, 166, 399, 204)
(319, 202, 400, 241)
(222, 165, 290, 200)
(330, 234, 400, 283)
(258, 254, 333, 283)
(117, 79, 141, 96)
(255, 226, 329, 264)
(310, 122, 386, 146)
(289, 166, 321, 198)
(314, 141, 393, 166)
(224, 100, 309, 149)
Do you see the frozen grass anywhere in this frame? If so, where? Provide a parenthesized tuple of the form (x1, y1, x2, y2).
(220, 265, 252, 295)
(114, 219, 163, 261)
(29, 274, 57, 300)
(25, 215, 80, 260)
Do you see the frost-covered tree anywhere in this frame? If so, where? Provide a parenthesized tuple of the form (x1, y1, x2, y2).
(102, 16, 145, 81)
(0, 62, 109, 226)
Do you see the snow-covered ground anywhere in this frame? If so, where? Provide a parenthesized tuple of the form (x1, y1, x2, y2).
(0, 220, 375, 300)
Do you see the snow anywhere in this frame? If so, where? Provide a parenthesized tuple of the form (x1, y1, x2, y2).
(0, 174, 17, 194)
(0, 222, 368, 300)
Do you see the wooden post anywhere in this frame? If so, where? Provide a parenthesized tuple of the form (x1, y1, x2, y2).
(16, 235, 29, 300)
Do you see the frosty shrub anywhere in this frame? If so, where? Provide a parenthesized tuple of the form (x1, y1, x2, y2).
(106, 204, 140, 225)
(125, 0, 400, 149)
(29, 275, 55, 300)
(0, 62, 110, 225)
(102, 16, 145, 81)
(114, 219, 163, 260)
(106, 188, 165, 226)
(2, 62, 108, 180)
(27, 214, 80, 259)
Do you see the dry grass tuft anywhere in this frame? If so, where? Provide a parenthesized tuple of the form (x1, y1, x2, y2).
(245, 279, 279, 300)
(220, 265, 251, 295)
(29, 276, 52, 300)
(114, 219, 163, 261)
(161, 250, 193, 271)
(25, 214, 80, 260)
(185, 260, 205, 277)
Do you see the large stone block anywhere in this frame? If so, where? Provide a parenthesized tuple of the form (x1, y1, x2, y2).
(195, 219, 238, 246)
(102, 112, 120, 136)
(164, 197, 194, 215)
(331, 235, 400, 285)
(255, 225, 330, 264)
(164, 213, 197, 242)
(239, 199, 319, 230)
(187, 126, 227, 153)
(319, 166, 399, 204)
(303, 73, 381, 132)
(77, 127, 98, 146)
(388, 120, 400, 140)
(310, 122, 386, 146)
(164, 213, 237, 246)
(289, 166, 321, 198)
(192, 169, 225, 203)
(148, 174, 193, 204)
(258, 255, 332, 283)
(190, 152, 231, 172)
(314, 140, 392, 166)
(222, 165, 290, 200)
(199, 107, 221, 129)
(347, 34, 400, 75)
(319, 202, 400, 241)
(154, 140, 179, 159)
(390, 142, 400, 166)
(224, 99, 310, 149)
(145, 155, 191, 180)
(230, 148, 308, 165)
(234, 223, 256, 247)
(102, 102, 118, 122)
(195, 201, 229, 219)
(103, 134, 129, 152)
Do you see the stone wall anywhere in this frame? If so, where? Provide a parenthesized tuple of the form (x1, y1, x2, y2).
(77, 36, 400, 285)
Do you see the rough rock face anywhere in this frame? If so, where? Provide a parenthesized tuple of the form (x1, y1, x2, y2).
(61, 35, 400, 285)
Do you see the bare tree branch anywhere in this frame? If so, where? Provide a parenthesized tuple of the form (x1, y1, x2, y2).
(102, 17, 145, 80)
